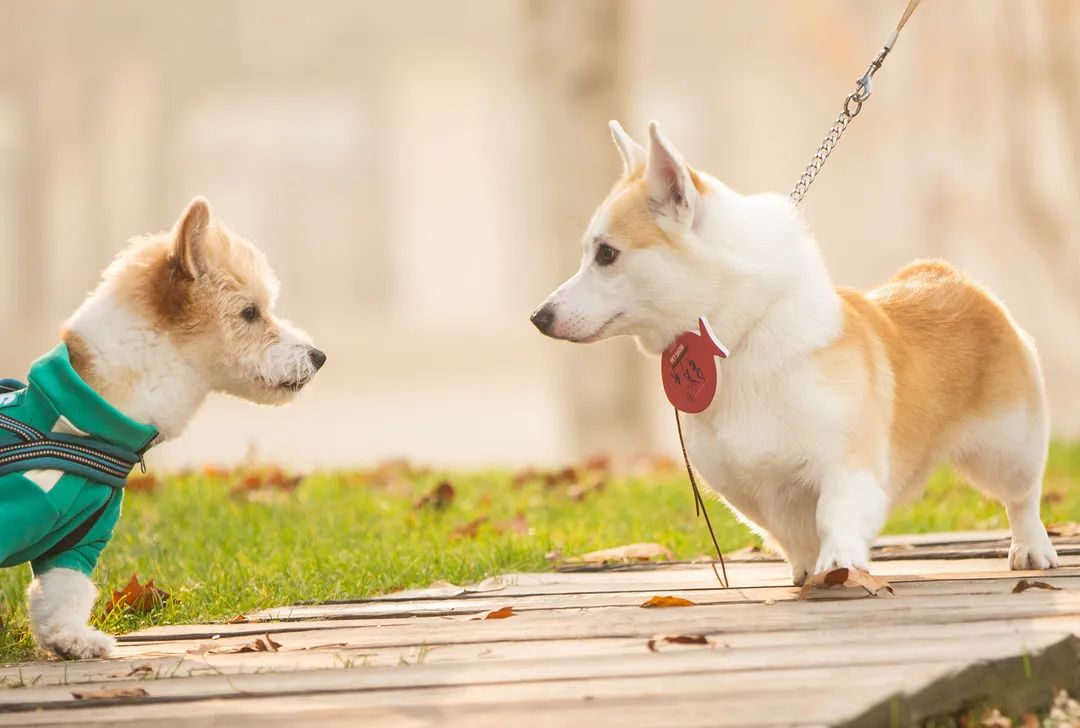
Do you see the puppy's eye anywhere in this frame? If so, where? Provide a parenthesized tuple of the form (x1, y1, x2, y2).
(595, 242, 620, 267)
(240, 305, 260, 322)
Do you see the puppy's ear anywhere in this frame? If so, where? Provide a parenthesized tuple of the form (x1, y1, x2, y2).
(609, 120, 646, 177)
(645, 121, 696, 227)
(172, 197, 211, 278)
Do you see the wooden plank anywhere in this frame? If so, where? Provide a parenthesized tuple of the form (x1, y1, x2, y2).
(363, 554, 1080, 602)
(6, 614, 1075, 690)
(244, 572, 1080, 623)
(102, 591, 1080, 671)
(0, 634, 1074, 726)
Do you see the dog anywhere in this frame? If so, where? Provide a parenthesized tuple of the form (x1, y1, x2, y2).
(531, 120, 1059, 585)
(0, 197, 325, 658)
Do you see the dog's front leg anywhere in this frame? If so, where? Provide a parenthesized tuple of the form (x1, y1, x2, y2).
(813, 471, 888, 574)
(27, 568, 114, 659)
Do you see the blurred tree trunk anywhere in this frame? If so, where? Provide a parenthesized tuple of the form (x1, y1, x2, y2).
(521, 0, 650, 459)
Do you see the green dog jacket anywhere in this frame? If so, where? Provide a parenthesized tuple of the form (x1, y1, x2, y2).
(0, 344, 157, 576)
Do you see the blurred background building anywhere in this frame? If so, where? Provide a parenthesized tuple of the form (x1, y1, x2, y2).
(0, 0, 1077, 468)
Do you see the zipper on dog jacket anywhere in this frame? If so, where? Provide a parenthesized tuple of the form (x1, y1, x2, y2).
(0, 344, 157, 576)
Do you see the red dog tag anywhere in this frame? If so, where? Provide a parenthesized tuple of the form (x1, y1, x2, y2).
(661, 317, 728, 414)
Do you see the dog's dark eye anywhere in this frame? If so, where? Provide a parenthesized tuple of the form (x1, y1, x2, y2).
(595, 242, 620, 267)
(240, 305, 260, 322)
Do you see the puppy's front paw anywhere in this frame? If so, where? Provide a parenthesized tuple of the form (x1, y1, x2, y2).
(40, 626, 115, 660)
(814, 540, 870, 575)
(1009, 536, 1060, 571)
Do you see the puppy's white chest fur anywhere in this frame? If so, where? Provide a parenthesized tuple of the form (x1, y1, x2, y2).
(681, 357, 843, 546)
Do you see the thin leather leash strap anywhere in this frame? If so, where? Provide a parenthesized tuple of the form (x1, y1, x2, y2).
(675, 408, 729, 588)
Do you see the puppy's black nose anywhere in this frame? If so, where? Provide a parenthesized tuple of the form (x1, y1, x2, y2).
(530, 305, 555, 334)
(309, 348, 327, 370)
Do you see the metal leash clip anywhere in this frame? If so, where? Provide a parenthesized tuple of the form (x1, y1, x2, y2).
(790, 0, 922, 205)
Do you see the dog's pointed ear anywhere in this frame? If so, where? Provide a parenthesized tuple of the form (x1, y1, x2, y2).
(172, 197, 211, 278)
(609, 120, 646, 177)
(645, 121, 696, 226)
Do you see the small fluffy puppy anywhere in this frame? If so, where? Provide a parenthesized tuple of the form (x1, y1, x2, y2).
(532, 121, 1059, 585)
(0, 197, 324, 658)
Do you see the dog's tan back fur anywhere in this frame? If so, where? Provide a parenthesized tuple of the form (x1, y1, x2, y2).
(820, 259, 1042, 492)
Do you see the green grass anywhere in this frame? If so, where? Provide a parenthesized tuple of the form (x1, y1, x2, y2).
(2, 443, 1079, 664)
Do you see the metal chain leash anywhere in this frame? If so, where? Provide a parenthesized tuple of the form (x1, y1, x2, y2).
(789, 0, 923, 205)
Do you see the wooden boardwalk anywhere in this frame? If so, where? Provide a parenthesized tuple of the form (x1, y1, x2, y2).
(1, 531, 1078, 727)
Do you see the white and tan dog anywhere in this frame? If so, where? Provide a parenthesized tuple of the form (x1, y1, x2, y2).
(532, 121, 1059, 585)
(27, 197, 324, 657)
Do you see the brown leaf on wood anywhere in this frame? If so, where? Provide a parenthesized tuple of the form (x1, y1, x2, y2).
(105, 573, 169, 613)
(471, 606, 515, 620)
(109, 665, 153, 679)
(646, 634, 712, 652)
(218, 633, 283, 654)
(574, 542, 674, 565)
(227, 614, 249, 624)
(798, 568, 895, 599)
(641, 595, 697, 608)
(1012, 579, 1062, 593)
(72, 687, 149, 700)
(125, 473, 158, 493)
(414, 480, 455, 510)
(452, 516, 489, 539)
(1047, 522, 1080, 537)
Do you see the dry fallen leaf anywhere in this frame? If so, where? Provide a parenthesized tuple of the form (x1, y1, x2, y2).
(109, 665, 153, 679)
(640, 595, 697, 608)
(125, 473, 158, 493)
(217, 634, 283, 654)
(1047, 522, 1080, 537)
(105, 573, 169, 613)
(798, 568, 895, 599)
(566, 475, 607, 501)
(646, 634, 712, 652)
(471, 606, 515, 620)
(227, 614, 249, 624)
(452, 516, 489, 539)
(414, 481, 455, 510)
(494, 512, 531, 536)
(72, 687, 149, 700)
(575, 542, 674, 565)
(1012, 579, 1062, 593)
(230, 466, 304, 499)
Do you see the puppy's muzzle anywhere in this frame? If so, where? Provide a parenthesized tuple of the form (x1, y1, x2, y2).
(530, 305, 555, 335)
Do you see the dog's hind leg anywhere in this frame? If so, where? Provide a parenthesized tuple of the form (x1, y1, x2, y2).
(27, 568, 115, 659)
(954, 407, 1059, 571)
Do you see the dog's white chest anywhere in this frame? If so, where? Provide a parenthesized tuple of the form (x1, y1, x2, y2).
(680, 365, 836, 527)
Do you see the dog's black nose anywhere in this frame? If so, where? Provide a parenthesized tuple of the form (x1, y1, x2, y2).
(530, 305, 555, 334)
(309, 348, 327, 370)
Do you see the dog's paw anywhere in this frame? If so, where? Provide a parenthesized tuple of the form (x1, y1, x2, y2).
(790, 568, 809, 587)
(40, 626, 115, 660)
(814, 541, 870, 575)
(1009, 536, 1060, 571)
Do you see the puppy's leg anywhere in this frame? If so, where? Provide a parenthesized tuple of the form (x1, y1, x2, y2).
(27, 568, 114, 659)
(814, 471, 888, 574)
(955, 423, 1058, 570)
